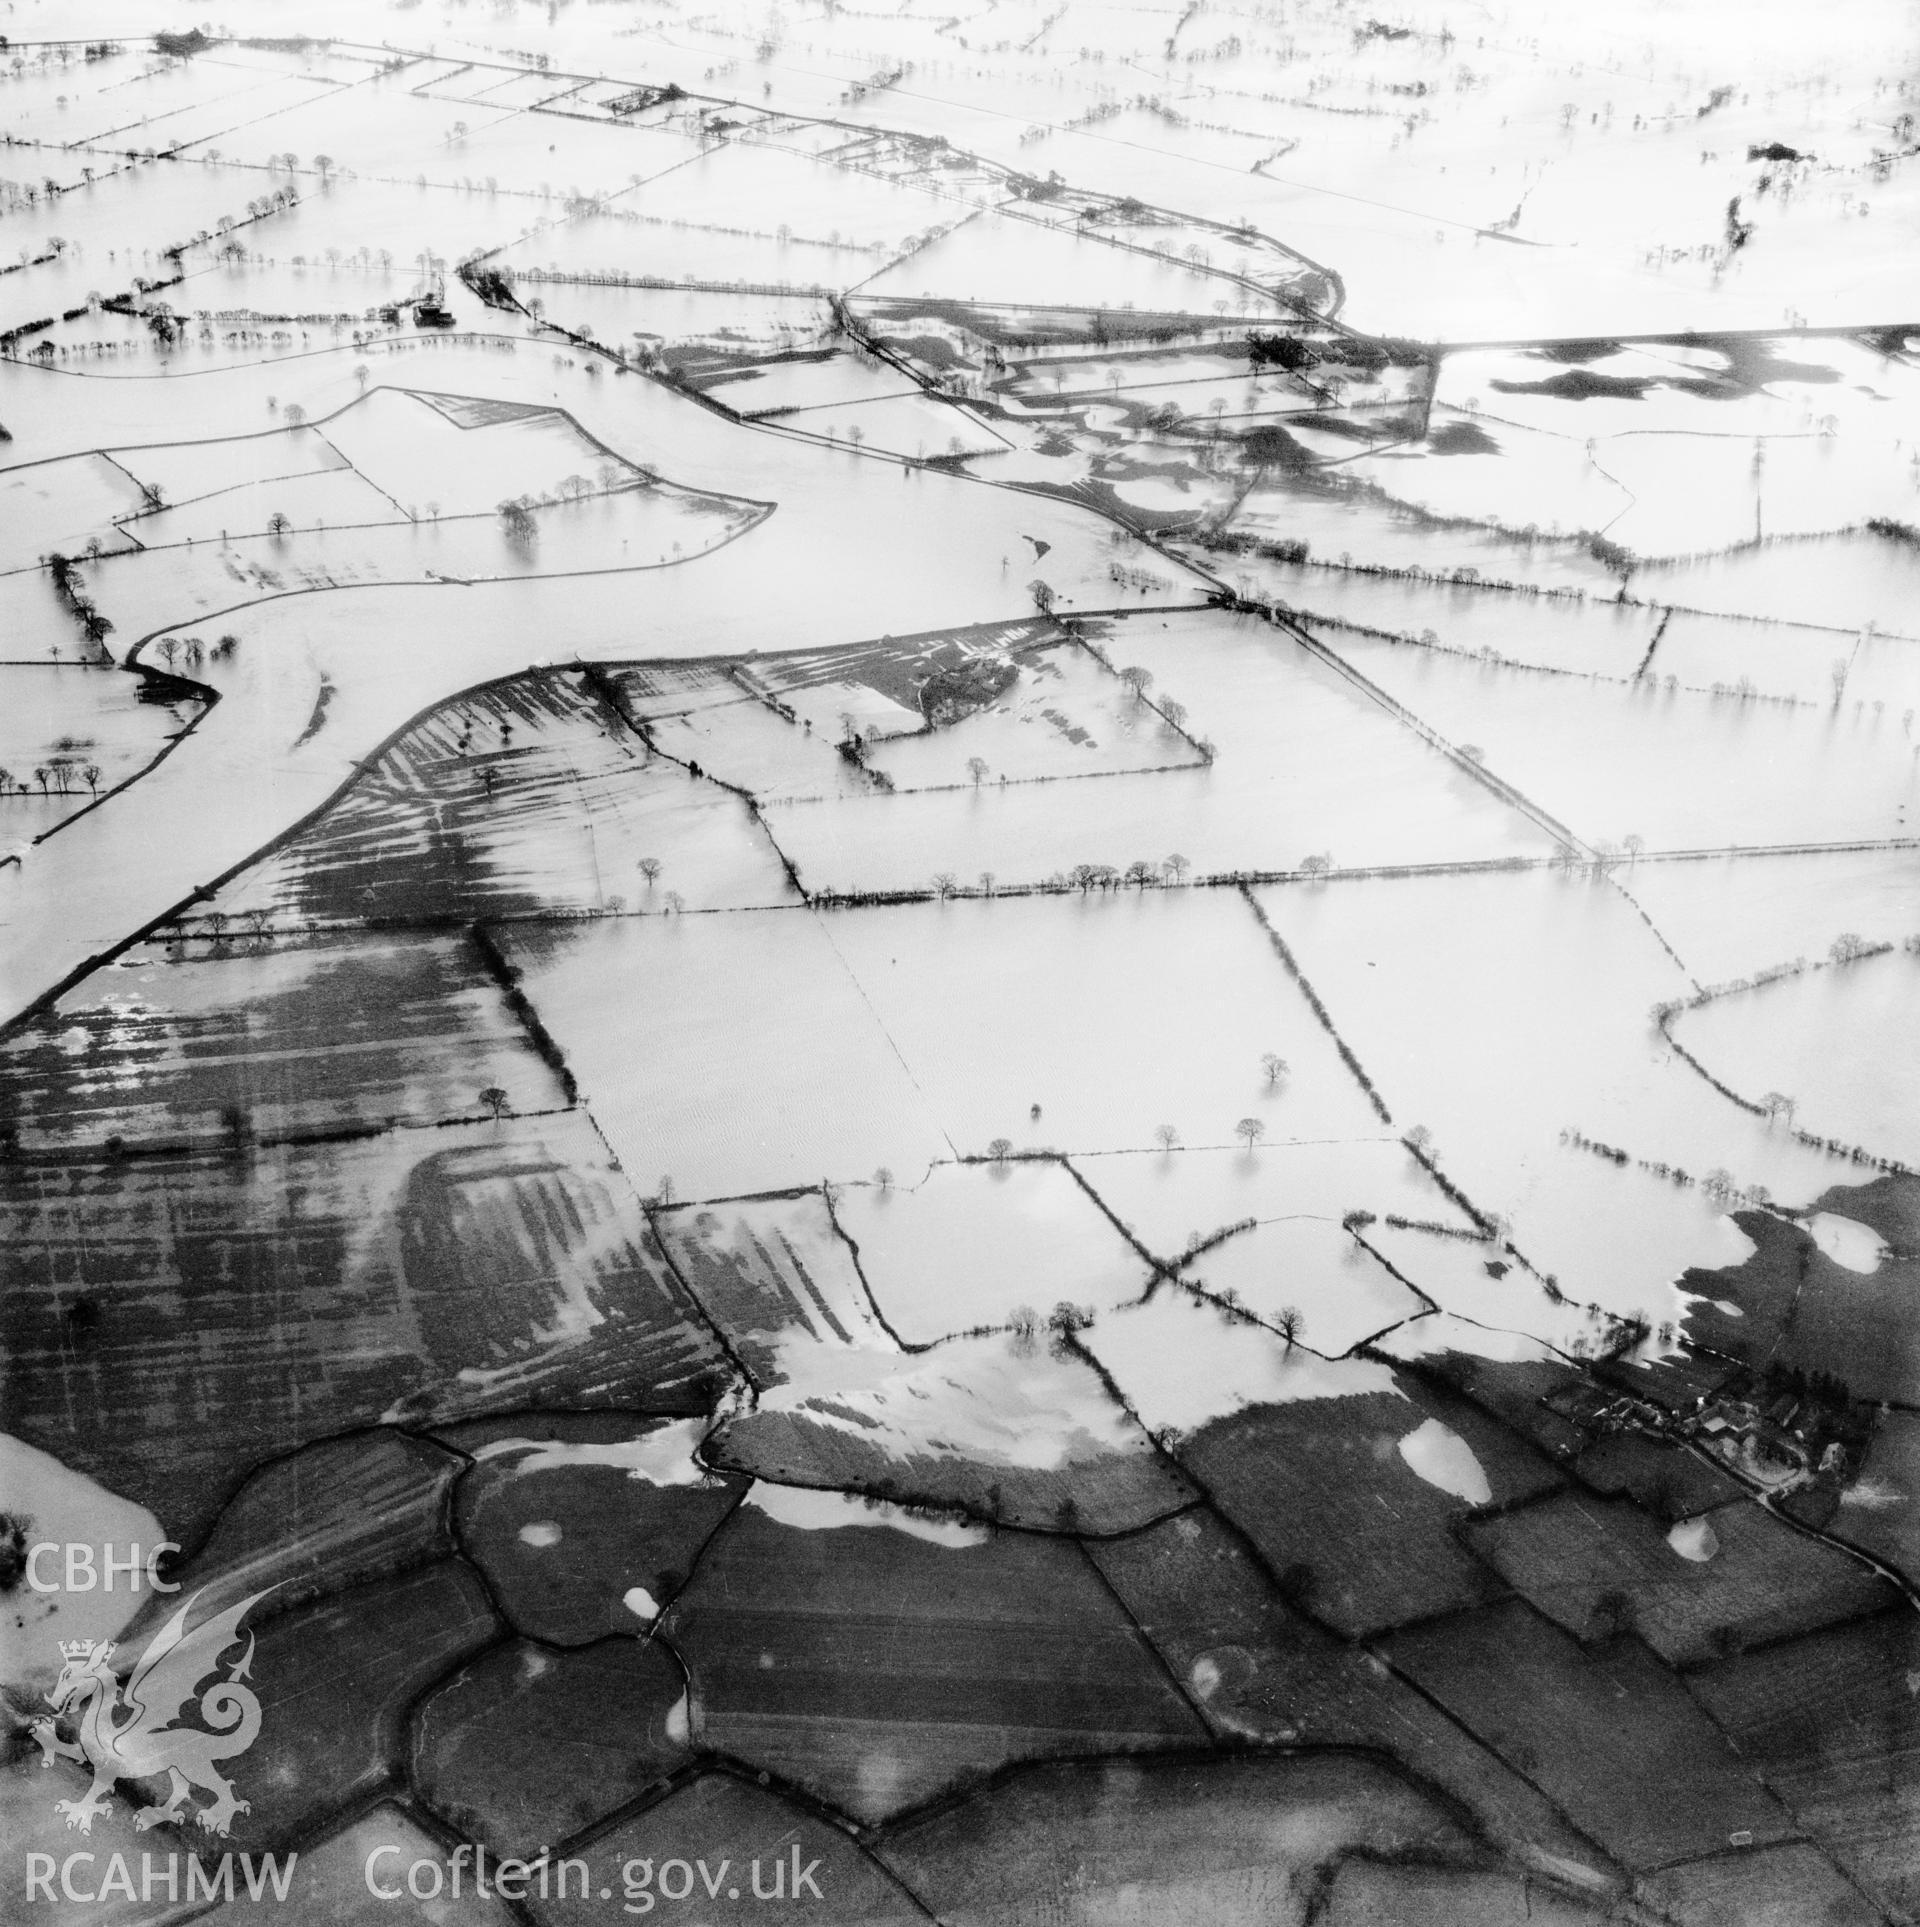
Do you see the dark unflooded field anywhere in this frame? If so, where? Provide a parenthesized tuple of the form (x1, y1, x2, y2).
(1384, 1600, 1796, 1871)
(659, 1488, 1205, 1822)
(0, 1115, 728, 1545)
(0, 929, 566, 1150)
(1172, 1372, 1562, 1639)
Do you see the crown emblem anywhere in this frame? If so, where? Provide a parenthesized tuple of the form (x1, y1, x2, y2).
(58, 1639, 107, 1661)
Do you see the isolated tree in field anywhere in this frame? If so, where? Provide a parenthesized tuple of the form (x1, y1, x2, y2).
(1622, 833, 1645, 865)
(988, 1136, 1014, 1165)
(636, 855, 662, 888)
(1405, 1124, 1434, 1155)
(266, 511, 291, 536)
(1119, 664, 1153, 701)
(353, 361, 370, 394)
(873, 1166, 894, 1192)
(202, 910, 229, 945)
(498, 498, 537, 543)
(1261, 1052, 1289, 1087)
(81, 763, 101, 794)
(932, 871, 957, 899)
(1299, 851, 1331, 879)
(1028, 578, 1056, 615)
(664, 890, 685, 914)
(1164, 852, 1190, 885)
(157, 638, 179, 669)
(479, 1085, 509, 1121)
(1154, 1123, 1179, 1154)
(1274, 1305, 1304, 1352)
(283, 403, 306, 427)
(1760, 1091, 1797, 1127)
(966, 756, 989, 786)
(1235, 1116, 1266, 1153)
(656, 1174, 677, 1206)
(978, 871, 996, 896)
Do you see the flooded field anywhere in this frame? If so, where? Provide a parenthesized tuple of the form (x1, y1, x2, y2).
(3, 5, 1917, 1919)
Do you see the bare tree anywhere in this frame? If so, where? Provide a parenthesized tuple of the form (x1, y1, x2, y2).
(636, 856, 662, 888)
(1154, 1123, 1179, 1153)
(1260, 1052, 1289, 1087)
(480, 1086, 509, 1120)
(932, 871, 957, 899)
(987, 1136, 1014, 1164)
(966, 756, 990, 786)
(1119, 664, 1154, 700)
(1164, 853, 1191, 885)
(1275, 1305, 1304, 1351)
(873, 1166, 894, 1191)
(1235, 1116, 1266, 1152)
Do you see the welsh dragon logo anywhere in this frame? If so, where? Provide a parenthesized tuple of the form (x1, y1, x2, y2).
(30, 1588, 273, 1837)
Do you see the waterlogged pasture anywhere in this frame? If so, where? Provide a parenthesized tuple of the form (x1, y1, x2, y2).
(770, 609, 1554, 890)
(634, 692, 872, 800)
(832, 1158, 1151, 1344)
(1179, 1216, 1426, 1355)
(109, 417, 348, 503)
(1259, 564, 1659, 678)
(1256, 870, 1850, 1330)
(0, 452, 147, 566)
(819, 889, 1386, 1157)
(1070, 1139, 1466, 1263)
(312, 387, 649, 518)
(1636, 531, 1920, 640)
(1625, 847, 1920, 986)
(860, 640, 1203, 789)
(497, 911, 955, 1201)
(1650, 609, 1920, 715)
(1674, 952, 1920, 1166)
(0, 661, 197, 815)
(859, 209, 1281, 316)
(1324, 634, 1920, 852)
(1220, 482, 1622, 597)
